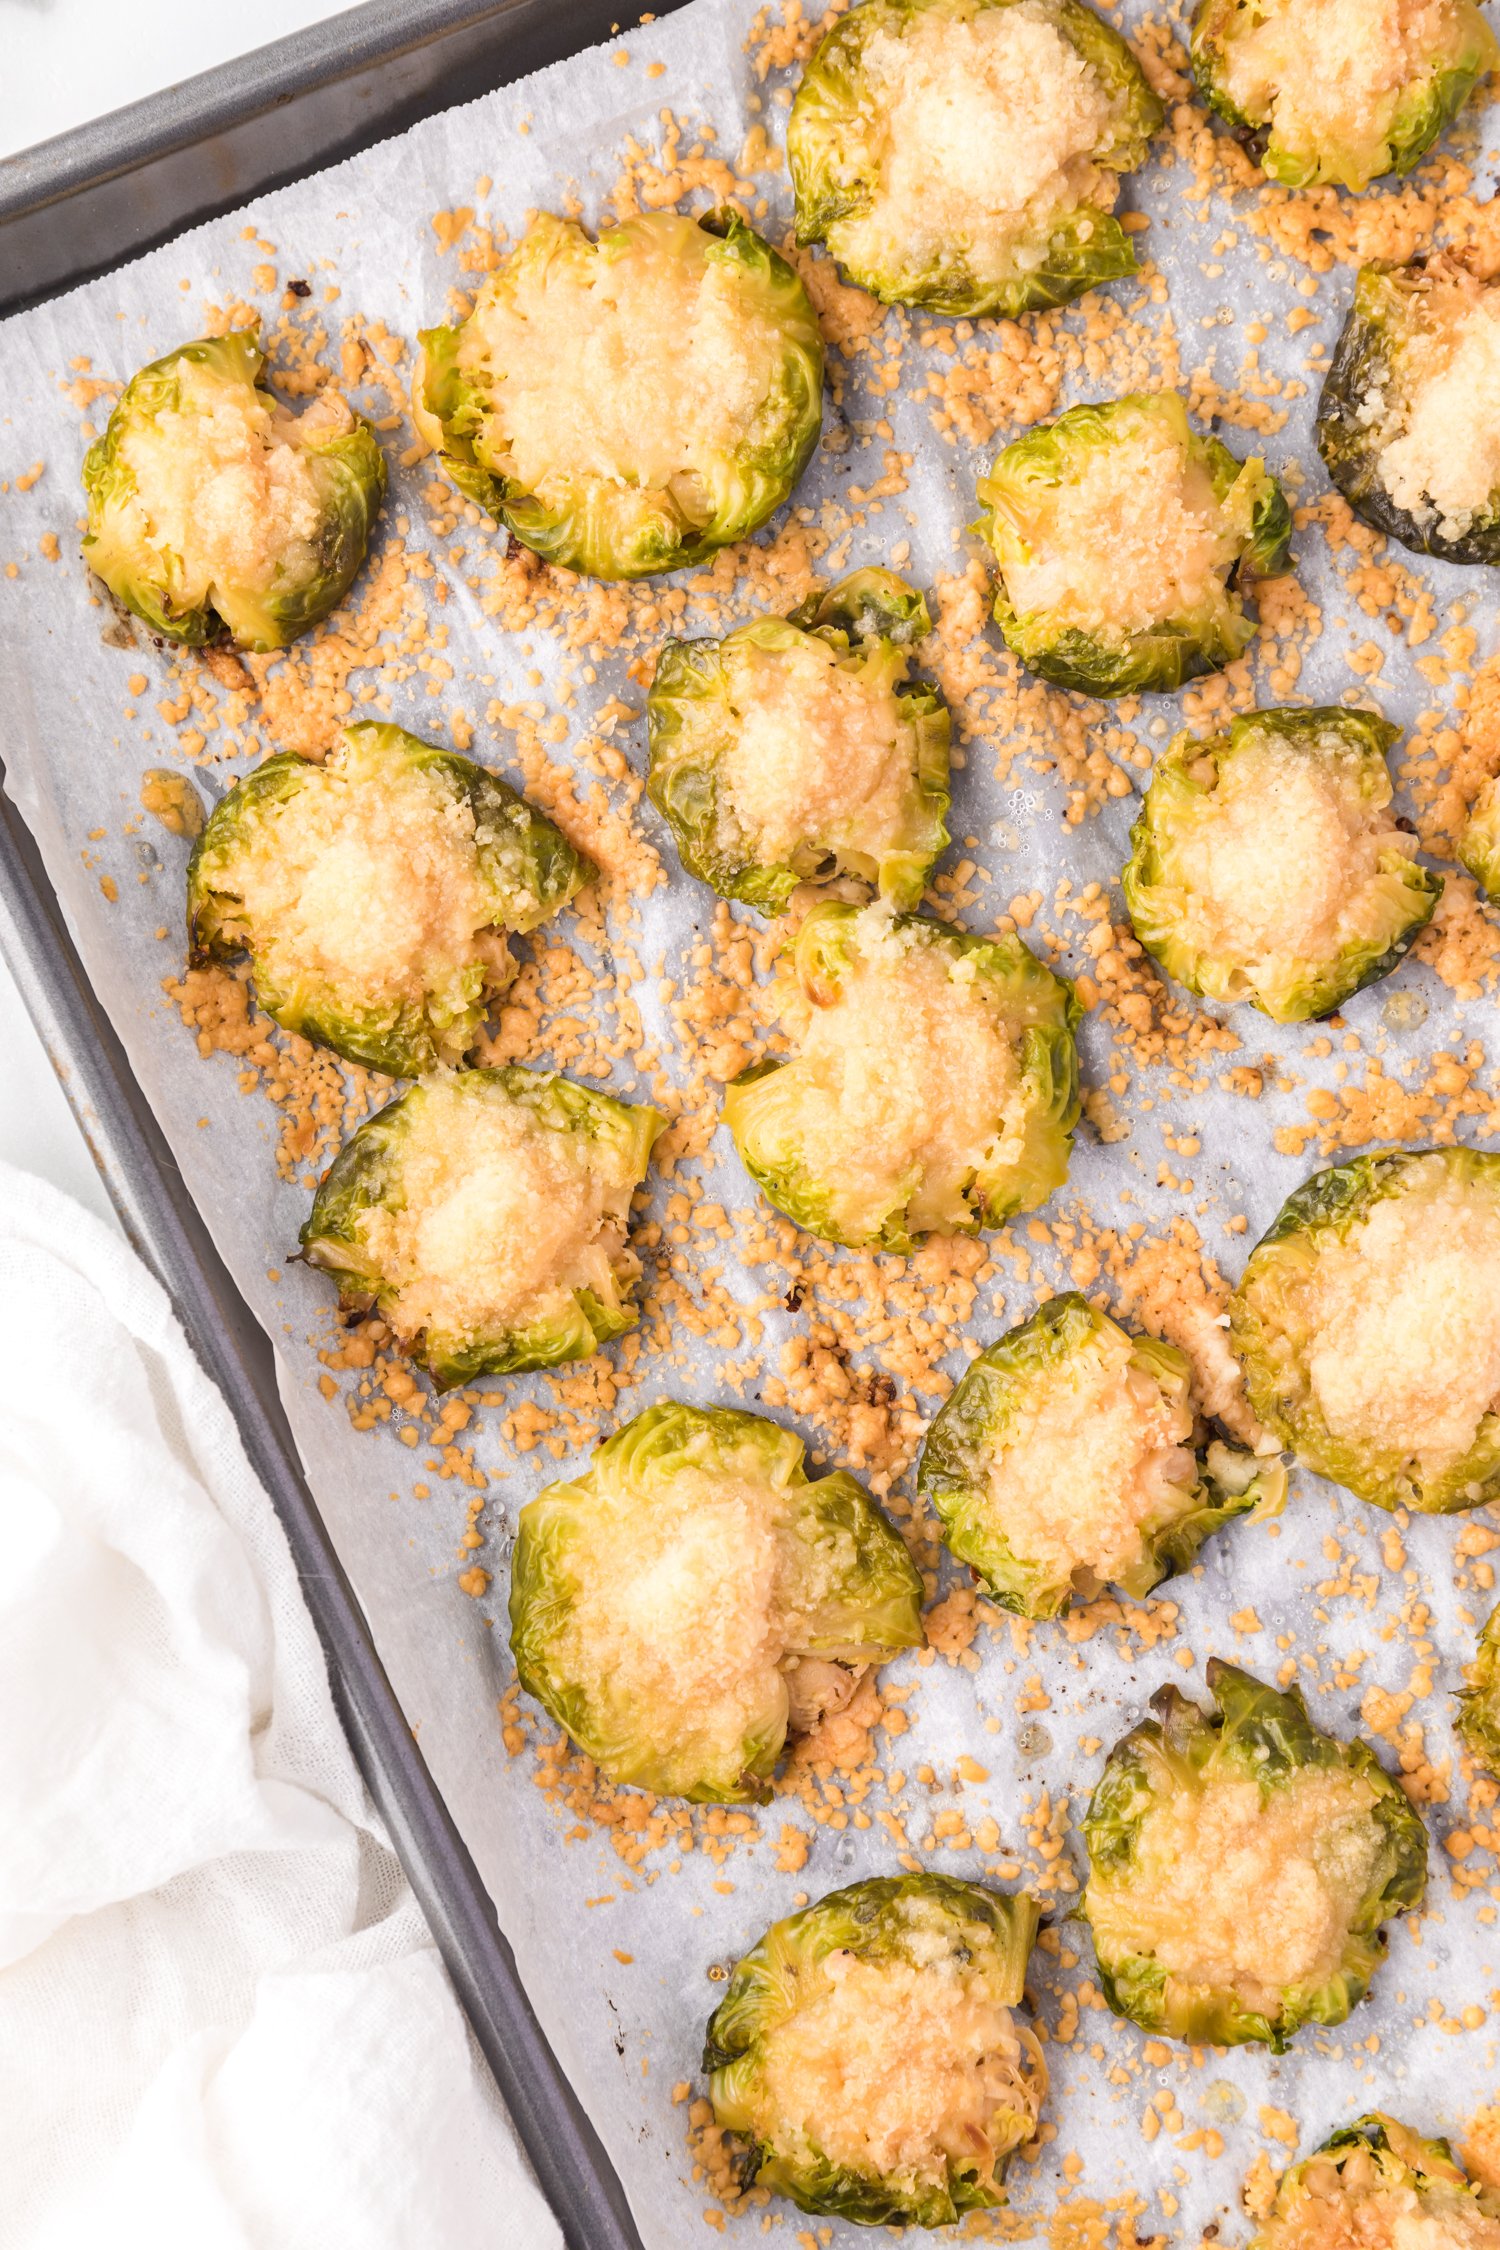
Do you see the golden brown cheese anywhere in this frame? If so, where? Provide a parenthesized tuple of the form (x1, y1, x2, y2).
(1265, 2142, 1500, 2250)
(756, 1948, 1036, 2189)
(999, 413, 1238, 636)
(462, 215, 783, 507)
(1170, 731, 1412, 968)
(985, 1322, 1198, 1587)
(117, 358, 343, 608)
(787, 916, 1023, 1237)
(834, 1, 1115, 282)
(1302, 1178, 1500, 1473)
(1222, 0, 1467, 183)
(228, 745, 502, 1012)
(1091, 1766, 1384, 2015)
(719, 637, 921, 866)
(1377, 278, 1500, 533)
(354, 1082, 625, 1345)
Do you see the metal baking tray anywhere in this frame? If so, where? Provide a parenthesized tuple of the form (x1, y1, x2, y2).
(0, 5, 694, 2242)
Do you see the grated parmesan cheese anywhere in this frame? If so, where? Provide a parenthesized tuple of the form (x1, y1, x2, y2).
(985, 1322, 1198, 1590)
(719, 635, 921, 868)
(1092, 1766, 1385, 2014)
(354, 1081, 625, 1347)
(999, 411, 1238, 638)
(1221, 0, 1469, 185)
(463, 215, 784, 509)
(1302, 1176, 1500, 1474)
(832, 1, 1115, 286)
(1169, 728, 1412, 970)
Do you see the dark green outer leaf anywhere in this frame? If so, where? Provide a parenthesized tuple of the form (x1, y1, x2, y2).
(1457, 1605, 1500, 1776)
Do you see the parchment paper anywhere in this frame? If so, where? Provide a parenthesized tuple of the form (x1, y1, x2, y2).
(2, 4, 1498, 2240)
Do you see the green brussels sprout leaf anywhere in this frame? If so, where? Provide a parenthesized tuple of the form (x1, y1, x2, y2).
(508, 1401, 924, 1802)
(1230, 1146, 1500, 1513)
(187, 720, 590, 1076)
(723, 900, 1080, 1250)
(975, 392, 1292, 697)
(1460, 775, 1500, 897)
(82, 327, 386, 651)
(1082, 1660, 1428, 2050)
(414, 209, 823, 579)
(647, 567, 951, 912)
(1250, 2113, 1500, 2250)
(1123, 705, 1441, 1023)
(705, 1872, 1046, 2224)
(789, 0, 1162, 317)
(301, 1066, 664, 1387)
(917, 1292, 1286, 1619)
(1456, 1605, 1500, 1777)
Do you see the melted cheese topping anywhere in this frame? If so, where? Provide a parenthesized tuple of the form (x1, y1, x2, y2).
(719, 637, 920, 867)
(553, 1462, 873, 1792)
(986, 1322, 1198, 1589)
(789, 919, 1024, 1236)
(117, 357, 337, 605)
(225, 740, 497, 1010)
(757, 1948, 1037, 2188)
(1267, 2146, 1500, 2250)
(1000, 413, 1238, 638)
(1170, 731, 1409, 967)
(463, 215, 784, 508)
(1221, 0, 1465, 181)
(833, 2, 1115, 283)
(1376, 279, 1500, 532)
(1093, 1767, 1384, 2014)
(1299, 1174, 1500, 1474)
(355, 1083, 622, 1345)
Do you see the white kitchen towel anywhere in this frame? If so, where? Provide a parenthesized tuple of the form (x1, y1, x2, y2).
(0, 1161, 561, 2250)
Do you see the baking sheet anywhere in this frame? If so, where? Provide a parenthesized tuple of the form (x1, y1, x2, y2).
(2, 3, 1498, 2238)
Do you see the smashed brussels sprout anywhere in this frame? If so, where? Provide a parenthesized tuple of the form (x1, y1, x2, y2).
(1461, 776, 1500, 896)
(1082, 1661, 1428, 2050)
(723, 901, 1080, 1251)
(509, 1402, 923, 1802)
(1457, 1607, 1500, 1776)
(83, 328, 385, 651)
(646, 568, 951, 912)
(300, 1068, 663, 1387)
(1191, 0, 1497, 192)
(187, 721, 589, 1076)
(413, 209, 823, 579)
(975, 392, 1291, 696)
(788, 0, 1162, 319)
(1250, 2114, 1500, 2250)
(1122, 706, 1441, 1023)
(705, 1873, 1046, 2225)
(1230, 1146, 1500, 1513)
(1317, 257, 1500, 565)
(917, 1294, 1285, 1619)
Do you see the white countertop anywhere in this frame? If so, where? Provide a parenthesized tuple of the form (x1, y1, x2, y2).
(2, 0, 349, 1212)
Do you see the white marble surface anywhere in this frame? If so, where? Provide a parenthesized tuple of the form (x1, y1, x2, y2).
(1, 0, 347, 1209)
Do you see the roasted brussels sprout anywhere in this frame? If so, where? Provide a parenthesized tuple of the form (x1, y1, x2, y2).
(704, 1873, 1046, 2225)
(509, 1402, 923, 1802)
(1082, 1661, 1428, 2050)
(723, 900, 1080, 1251)
(187, 721, 589, 1077)
(1456, 1606, 1500, 1775)
(1317, 257, 1500, 565)
(1230, 1146, 1500, 1514)
(975, 392, 1291, 697)
(1250, 2114, 1500, 2250)
(300, 1068, 663, 1386)
(646, 568, 951, 912)
(82, 328, 385, 651)
(413, 209, 823, 579)
(1461, 775, 1500, 896)
(1191, 0, 1497, 192)
(917, 1294, 1286, 1619)
(787, 0, 1162, 319)
(1122, 706, 1441, 1023)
